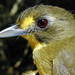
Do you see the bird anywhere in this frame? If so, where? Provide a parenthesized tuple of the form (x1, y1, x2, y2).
(0, 4, 75, 75)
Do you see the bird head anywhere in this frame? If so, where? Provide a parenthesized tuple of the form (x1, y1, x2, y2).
(0, 5, 75, 48)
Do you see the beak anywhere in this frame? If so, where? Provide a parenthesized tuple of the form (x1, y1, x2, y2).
(0, 25, 27, 38)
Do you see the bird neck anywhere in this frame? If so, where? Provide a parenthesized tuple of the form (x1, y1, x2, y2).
(21, 35, 41, 49)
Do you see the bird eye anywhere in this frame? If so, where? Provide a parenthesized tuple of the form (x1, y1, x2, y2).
(37, 19, 48, 28)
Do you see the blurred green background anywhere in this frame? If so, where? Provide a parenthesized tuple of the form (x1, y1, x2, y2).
(0, 0, 75, 75)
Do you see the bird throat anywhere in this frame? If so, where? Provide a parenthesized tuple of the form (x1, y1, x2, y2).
(21, 35, 41, 49)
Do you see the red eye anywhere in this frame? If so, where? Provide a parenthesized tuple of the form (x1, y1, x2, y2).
(37, 19, 48, 28)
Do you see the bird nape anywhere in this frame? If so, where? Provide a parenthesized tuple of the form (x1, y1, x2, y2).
(0, 5, 75, 75)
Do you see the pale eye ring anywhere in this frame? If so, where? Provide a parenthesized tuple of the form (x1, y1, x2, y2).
(37, 18, 48, 28)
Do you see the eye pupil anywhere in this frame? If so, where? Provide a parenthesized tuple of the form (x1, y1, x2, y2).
(37, 19, 48, 28)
